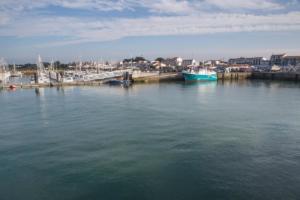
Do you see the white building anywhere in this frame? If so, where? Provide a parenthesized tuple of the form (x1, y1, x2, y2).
(270, 54, 286, 66)
(269, 54, 300, 67)
(204, 60, 227, 67)
(164, 57, 183, 67)
(182, 59, 198, 67)
(228, 57, 268, 66)
(282, 56, 300, 66)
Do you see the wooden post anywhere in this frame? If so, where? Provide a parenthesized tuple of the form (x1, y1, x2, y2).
(34, 72, 38, 84)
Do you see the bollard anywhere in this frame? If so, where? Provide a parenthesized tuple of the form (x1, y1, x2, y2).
(34, 72, 38, 84)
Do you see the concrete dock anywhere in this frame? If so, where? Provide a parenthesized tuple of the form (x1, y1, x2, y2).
(132, 72, 184, 83)
(217, 72, 300, 82)
(217, 72, 252, 80)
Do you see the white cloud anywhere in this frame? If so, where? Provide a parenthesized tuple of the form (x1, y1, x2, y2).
(0, 0, 299, 47)
(0, 0, 141, 12)
(148, 0, 194, 14)
(52, 0, 136, 11)
(0, 0, 289, 14)
(1, 11, 300, 46)
(205, 0, 284, 10)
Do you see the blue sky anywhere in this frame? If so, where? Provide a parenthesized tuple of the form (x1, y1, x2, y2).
(0, 0, 300, 63)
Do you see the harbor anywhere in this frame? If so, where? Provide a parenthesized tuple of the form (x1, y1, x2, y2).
(2, 1, 300, 199)
(1, 53, 300, 90)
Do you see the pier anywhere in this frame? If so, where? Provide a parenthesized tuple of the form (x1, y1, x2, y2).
(132, 72, 184, 83)
(217, 72, 252, 81)
(1, 80, 106, 89)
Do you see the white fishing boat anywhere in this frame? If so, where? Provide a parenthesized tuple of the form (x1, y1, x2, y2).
(62, 71, 74, 83)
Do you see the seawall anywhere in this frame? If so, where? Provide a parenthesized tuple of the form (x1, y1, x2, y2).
(217, 72, 252, 80)
(251, 72, 300, 81)
(133, 72, 184, 83)
(218, 72, 300, 82)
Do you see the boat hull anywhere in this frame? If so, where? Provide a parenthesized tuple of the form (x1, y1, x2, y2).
(182, 72, 217, 81)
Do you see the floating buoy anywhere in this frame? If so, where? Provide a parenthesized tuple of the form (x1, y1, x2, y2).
(9, 85, 17, 89)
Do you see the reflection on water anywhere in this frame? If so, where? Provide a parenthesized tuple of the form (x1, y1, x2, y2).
(34, 88, 40, 96)
(218, 79, 300, 89)
(183, 81, 217, 93)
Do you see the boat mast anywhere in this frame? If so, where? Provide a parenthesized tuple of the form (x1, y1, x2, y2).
(79, 59, 82, 72)
(13, 63, 16, 73)
(37, 55, 45, 74)
(50, 59, 54, 71)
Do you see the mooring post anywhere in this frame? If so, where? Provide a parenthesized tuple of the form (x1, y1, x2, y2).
(34, 72, 38, 84)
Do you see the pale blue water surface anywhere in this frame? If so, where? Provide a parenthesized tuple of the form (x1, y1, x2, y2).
(0, 81, 300, 200)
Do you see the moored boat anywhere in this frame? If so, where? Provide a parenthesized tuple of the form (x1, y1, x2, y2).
(182, 68, 217, 81)
(9, 84, 17, 89)
(36, 55, 50, 84)
(0, 58, 11, 84)
(10, 64, 22, 77)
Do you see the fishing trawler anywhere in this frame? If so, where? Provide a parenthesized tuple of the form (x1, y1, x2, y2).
(182, 68, 217, 81)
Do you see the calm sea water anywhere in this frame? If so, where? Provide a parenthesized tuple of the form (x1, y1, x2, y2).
(0, 81, 300, 200)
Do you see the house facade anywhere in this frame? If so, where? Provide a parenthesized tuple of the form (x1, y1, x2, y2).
(164, 57, 183, 67)
(270, 54, 286, 66)
(228, 57, 268, 66)
(281, 56, 300, 66)
(182, 59, 198, 67)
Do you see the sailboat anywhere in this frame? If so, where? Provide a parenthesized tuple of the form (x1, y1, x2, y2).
(10, 63, 22, 77)
(0, 58, 11, 84)
(33, 55, 50, 84)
